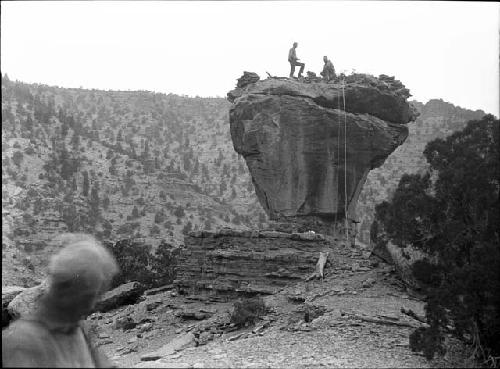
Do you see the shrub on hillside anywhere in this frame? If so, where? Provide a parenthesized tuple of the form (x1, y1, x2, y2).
(2, 157, 11, 168)
(131, 206, 139, 219)
(108, 239, 178, 289)
(230, 297, 267, 327)
(116, 222, 140, 235)
(182, 221, 192, 235)
(154, 210, 165, 224)
(12, 151, 24, 167)
(24, 146, 35, 155)
(374, 115, 499, 364)
(102, 196, 110, 210)
(174, 206, 185, 218)
(150, 225, 160, 236)
(22, 213, 36, 227)
(151, 241, 179, 287)
(108, 239, 155, 288)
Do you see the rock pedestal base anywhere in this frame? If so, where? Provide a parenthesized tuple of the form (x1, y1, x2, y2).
(174, 229, 333, 299)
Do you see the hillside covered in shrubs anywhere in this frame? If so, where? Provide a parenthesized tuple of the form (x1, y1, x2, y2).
(1, 74, 266, 286)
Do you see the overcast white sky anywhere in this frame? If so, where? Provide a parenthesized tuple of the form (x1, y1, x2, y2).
(1, 1, 499, 115)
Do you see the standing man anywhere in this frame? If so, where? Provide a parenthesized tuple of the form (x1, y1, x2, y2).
(288, 42, 305, 78)
(320, 56, 336, 82)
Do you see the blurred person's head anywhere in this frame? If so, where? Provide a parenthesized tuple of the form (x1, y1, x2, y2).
(38, 234, 119, 325)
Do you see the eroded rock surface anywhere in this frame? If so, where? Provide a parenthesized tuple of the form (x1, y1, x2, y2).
(228, 73, 417, 232)
(3, 281, 146, 328)
(174, 229, 332, 298)
(6, 280, 48, 321)
(2, 286, 26, 326)
(95, 281, 147, 313)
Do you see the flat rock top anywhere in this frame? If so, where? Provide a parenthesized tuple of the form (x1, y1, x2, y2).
(228, 72, 419, 125)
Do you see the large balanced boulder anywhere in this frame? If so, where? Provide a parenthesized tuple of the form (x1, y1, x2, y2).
(228, 73, 418, 233)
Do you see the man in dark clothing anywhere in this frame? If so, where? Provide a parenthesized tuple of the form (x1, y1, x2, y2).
(288, 42, 305, 78)
(320, 56, 336, 82)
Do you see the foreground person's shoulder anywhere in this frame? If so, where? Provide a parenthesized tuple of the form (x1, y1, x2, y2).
(3, 319, 51, 342)
(2, 320, 52, 367)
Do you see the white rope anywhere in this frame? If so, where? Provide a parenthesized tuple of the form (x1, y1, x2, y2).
(334, 83, 342, 236)
(341, 78, 349, 244)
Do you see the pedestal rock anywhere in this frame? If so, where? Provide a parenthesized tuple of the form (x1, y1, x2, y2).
(228, 73, 418, 233)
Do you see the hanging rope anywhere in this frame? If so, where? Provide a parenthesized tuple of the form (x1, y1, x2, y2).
(341, 78, 349, 244)
(333, 82, 342, 236)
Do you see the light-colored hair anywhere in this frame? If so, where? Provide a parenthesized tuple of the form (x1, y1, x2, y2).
(48, 233, 119, 296)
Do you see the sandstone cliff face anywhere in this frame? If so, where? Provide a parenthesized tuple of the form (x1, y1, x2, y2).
(228, 73, 417, 232)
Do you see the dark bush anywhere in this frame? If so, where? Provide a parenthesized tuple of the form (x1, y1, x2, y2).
(12, 151, 24, 167)
(411, 259, 442, 288)
(108, 239, 178, 289)
(182, 221, 192, 235)
(24, 146, 35, 155)
(230, 296, 267, 327)
(173, 206, 185, 218)
(410, 326, 445, 360)
(154, 210, 165, 224)
(375, 115, 500, 364)
(150, 225, 160, 236)
(151, 241, 178, 287)
(108, 239, 155, 288)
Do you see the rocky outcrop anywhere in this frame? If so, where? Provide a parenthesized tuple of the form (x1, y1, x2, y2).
(174, 229, 332, 298)
(236, 71, 260, 88)
(94, 281, 146, 313)
(140, 332, 196, 361)
(3, 281, 146, 327)
(6, 281, 48, 321)
(228, 73, 417, 233)
(2, 286, 26, 327)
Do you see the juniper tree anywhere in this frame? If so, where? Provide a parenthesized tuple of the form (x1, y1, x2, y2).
(374, 115, 500, 362)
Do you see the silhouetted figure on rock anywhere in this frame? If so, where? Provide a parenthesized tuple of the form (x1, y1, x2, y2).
(320, 56, 336, 82)
(288, 42, 305, 78)
(2, 233, 119, 368)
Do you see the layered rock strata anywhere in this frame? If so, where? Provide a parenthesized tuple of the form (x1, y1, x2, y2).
(174, 229, 332, 298)
(228, 73, 417, 233)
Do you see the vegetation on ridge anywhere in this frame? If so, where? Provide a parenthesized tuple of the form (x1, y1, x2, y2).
(1, 74, 267, 285)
